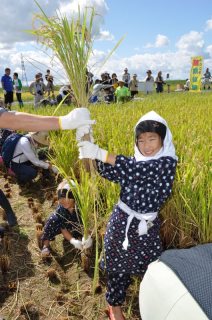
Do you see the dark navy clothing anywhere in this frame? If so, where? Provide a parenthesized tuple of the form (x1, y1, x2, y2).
(42, 205, 82, 241)
(1, 75, 13, 92)
(97, 155, 177, 275)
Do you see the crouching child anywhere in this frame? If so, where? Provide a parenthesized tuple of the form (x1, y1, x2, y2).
(41, 180, 83, 256)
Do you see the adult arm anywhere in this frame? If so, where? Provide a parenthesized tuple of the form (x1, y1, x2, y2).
(0, 111, 60, 131)
(0, 107, 95, 131)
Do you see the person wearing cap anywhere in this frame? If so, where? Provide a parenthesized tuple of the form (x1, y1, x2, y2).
(41, 180, 85, 256)
(45, 69, 55, 98)
(77, 111, 177, 320)
(129, 74, 139, 98)
(122, 68, 130, 87)
(10, 131, 58, 184)
(29, 74, 46, 108)
(145, 70, 154, 94)
(155, 71, 166, 93)
(1, 67, 13, 110)
(114, 80, 131, 103)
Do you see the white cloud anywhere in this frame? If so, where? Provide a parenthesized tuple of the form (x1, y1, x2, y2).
(97, 30, 114, 41)
(59, 0, 109, 36)
(205, 19, 212, 31)
(205, 45, 212, 58)
(155, 34, 170, 47)
(144, 34, 169, 48)
(176, 31, 204, 53)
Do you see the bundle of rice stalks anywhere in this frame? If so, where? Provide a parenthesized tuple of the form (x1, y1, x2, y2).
(27, 197, 34, 208)
(0, 254, 10, 274)
(56, 292, 67, 306)
(20, 301, 39, 319)
(51, 194, 58, 207)
(0, 208, 7, 221)
(46, 268, 60, 283)
(36, 230, 43, 249)
(34, 213, 43, 224)
(35, 223, 43, 232)
(5, 191, 11, 198)
(4, 183, 9, 188)
(2, 235, 11, 252)
(32, 206, 39, 214)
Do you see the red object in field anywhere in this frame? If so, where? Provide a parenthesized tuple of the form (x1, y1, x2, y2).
(7, 168, 16, 176)
(0, 156, 3, 165)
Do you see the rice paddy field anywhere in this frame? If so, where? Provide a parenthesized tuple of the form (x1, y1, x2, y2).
(0, 90, 211, 319)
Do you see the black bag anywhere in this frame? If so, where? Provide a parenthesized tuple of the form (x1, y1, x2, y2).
(1, 133, 24, 168)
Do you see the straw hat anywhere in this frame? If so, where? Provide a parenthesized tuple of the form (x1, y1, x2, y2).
(29, 131, 49, 146)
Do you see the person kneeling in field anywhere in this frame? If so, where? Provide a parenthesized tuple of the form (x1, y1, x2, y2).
(3, 131, 58, 185)
(41, 180, 92, 256)
(114, 80, 131, 103)
(77, 111, 178, 320)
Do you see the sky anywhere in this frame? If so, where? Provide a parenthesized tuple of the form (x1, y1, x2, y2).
(1, 0, 212, 84)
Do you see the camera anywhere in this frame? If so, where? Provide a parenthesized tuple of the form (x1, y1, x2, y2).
(37, 90, 43, 95)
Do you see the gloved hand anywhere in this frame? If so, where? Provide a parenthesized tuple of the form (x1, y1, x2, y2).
(3, 90, 7, 95)
(76, 125, 94, 143)
(78, 141, 108, 162)
(82, 235, 93, 249)
(51, 165, 59, 174)
(70, 238, 83, 250)
(59, 107, 95, 130)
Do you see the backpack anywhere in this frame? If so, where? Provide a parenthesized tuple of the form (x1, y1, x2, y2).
(1, 133, 24, 168)
(0, 129, 15, 152)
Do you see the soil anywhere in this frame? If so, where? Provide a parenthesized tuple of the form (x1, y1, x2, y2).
(0, 168, 141, 320)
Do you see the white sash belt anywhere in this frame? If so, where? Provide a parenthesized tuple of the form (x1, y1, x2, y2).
(117, 199, 158, 250)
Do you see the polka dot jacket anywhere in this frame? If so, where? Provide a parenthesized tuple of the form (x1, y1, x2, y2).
(42, 205, 82, 241)
(97, 155, 177, 275)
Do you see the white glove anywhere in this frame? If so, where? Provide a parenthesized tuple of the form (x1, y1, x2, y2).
(82, 235, 93, 249)
(70, 238, 83, 250)
(3, 90, 7, 95)
(78, 141, 108, 162)
(59, 107, 95, 130)
(51, 165, 59, 174)
(76, 125, 94, 143)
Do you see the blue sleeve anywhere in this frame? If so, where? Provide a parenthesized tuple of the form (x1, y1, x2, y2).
(96, 155, 131, 183)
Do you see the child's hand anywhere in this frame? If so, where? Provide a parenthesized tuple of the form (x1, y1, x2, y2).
(70, 238, 83, 250)
(76, 125, 94, 142)
(82, 235, 93, 249)
(78, 141, 108, 162)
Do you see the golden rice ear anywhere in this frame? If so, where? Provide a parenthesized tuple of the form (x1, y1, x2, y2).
(0, 254, 10, 274)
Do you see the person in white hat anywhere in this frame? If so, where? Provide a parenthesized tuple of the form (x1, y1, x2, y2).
(77, 111, 178, 320)
(122, 68, 130, 87)
(29, 73, 46, 108)
(9, 131, 57, 184)
(129, 74, 139, 98)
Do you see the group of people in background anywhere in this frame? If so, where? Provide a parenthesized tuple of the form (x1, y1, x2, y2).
(1, 66, 211, 110)
(1, 68, 23, 110)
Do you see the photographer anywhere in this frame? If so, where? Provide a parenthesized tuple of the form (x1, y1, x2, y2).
(129, 74, 139, 98)
(29, 73, 46, 108)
